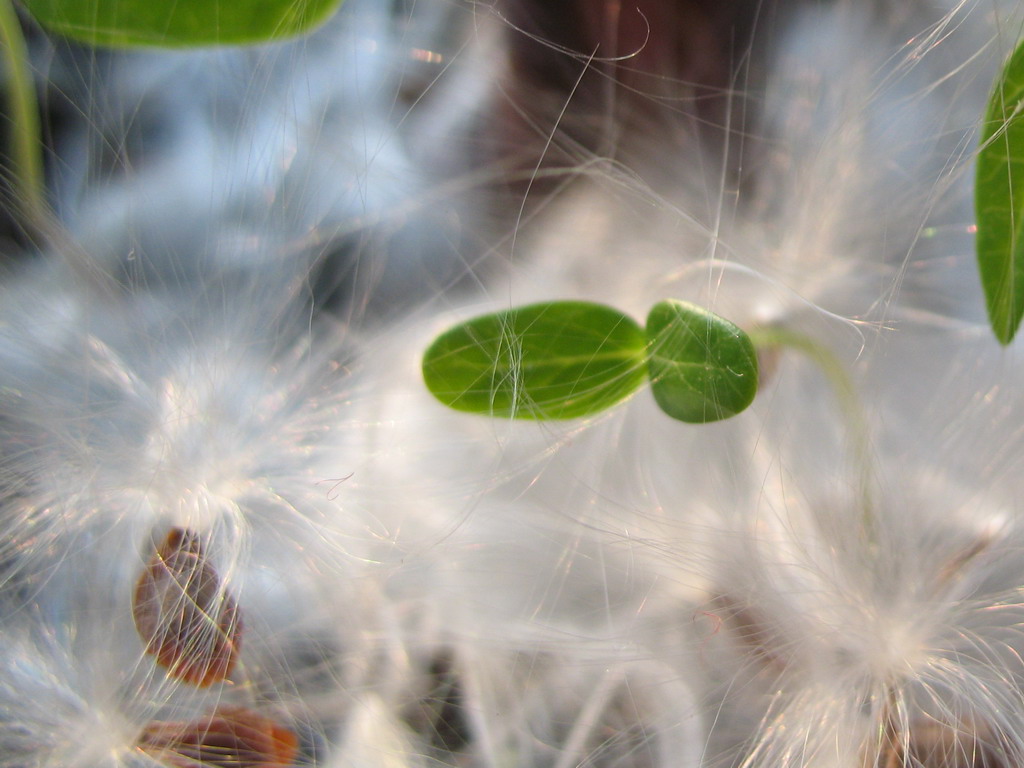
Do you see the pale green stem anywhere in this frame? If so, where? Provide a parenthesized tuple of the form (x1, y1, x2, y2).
(748, 326, 878, 546)
(0, 0, 46, 230)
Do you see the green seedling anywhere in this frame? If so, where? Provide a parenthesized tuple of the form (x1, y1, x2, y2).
(977, 35, 1024, 344)
(422, 299, 759, 424)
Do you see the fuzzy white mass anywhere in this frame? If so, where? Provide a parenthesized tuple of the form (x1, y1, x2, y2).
(2, 1, 1024, 767)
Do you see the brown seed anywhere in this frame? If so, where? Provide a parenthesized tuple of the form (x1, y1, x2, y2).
(877, 718, 1009, 768)
(138, 705, 299, 768)
(133, 527, 242, 687)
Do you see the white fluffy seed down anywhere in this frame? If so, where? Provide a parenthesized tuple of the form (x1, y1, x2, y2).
(3, 1, 1024, 767)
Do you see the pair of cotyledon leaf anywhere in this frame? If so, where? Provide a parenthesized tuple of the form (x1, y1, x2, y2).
(422, 299, 759, 424)
(423, 39, 1024, 422)
(21, 1, 759, 427)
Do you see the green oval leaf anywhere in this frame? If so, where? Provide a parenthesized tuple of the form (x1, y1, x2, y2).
(21, 0, 344, 48)
(422, 301, 647, 420)
(976, 38, 1024, 344)
(645, 300, 758, 423)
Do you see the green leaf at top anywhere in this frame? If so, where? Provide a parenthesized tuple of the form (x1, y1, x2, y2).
(976, 38, 1024, 344)
(645, 300, 757, 423)
(20, 0, 344, 48)
(422, 301, 647, 420)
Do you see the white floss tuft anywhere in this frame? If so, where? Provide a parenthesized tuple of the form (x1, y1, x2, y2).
(5, 1, 1024, 768)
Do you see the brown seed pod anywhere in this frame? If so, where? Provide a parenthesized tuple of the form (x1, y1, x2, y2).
(138, 705, 299, 768)
(133, 527, 242, 687)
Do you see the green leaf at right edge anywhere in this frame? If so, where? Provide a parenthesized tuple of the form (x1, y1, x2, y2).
(645, 300, 758, 423)
(422, 301, 647, 420)
(20, 0, 345, 48)
(976, 38, 1024, 344)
